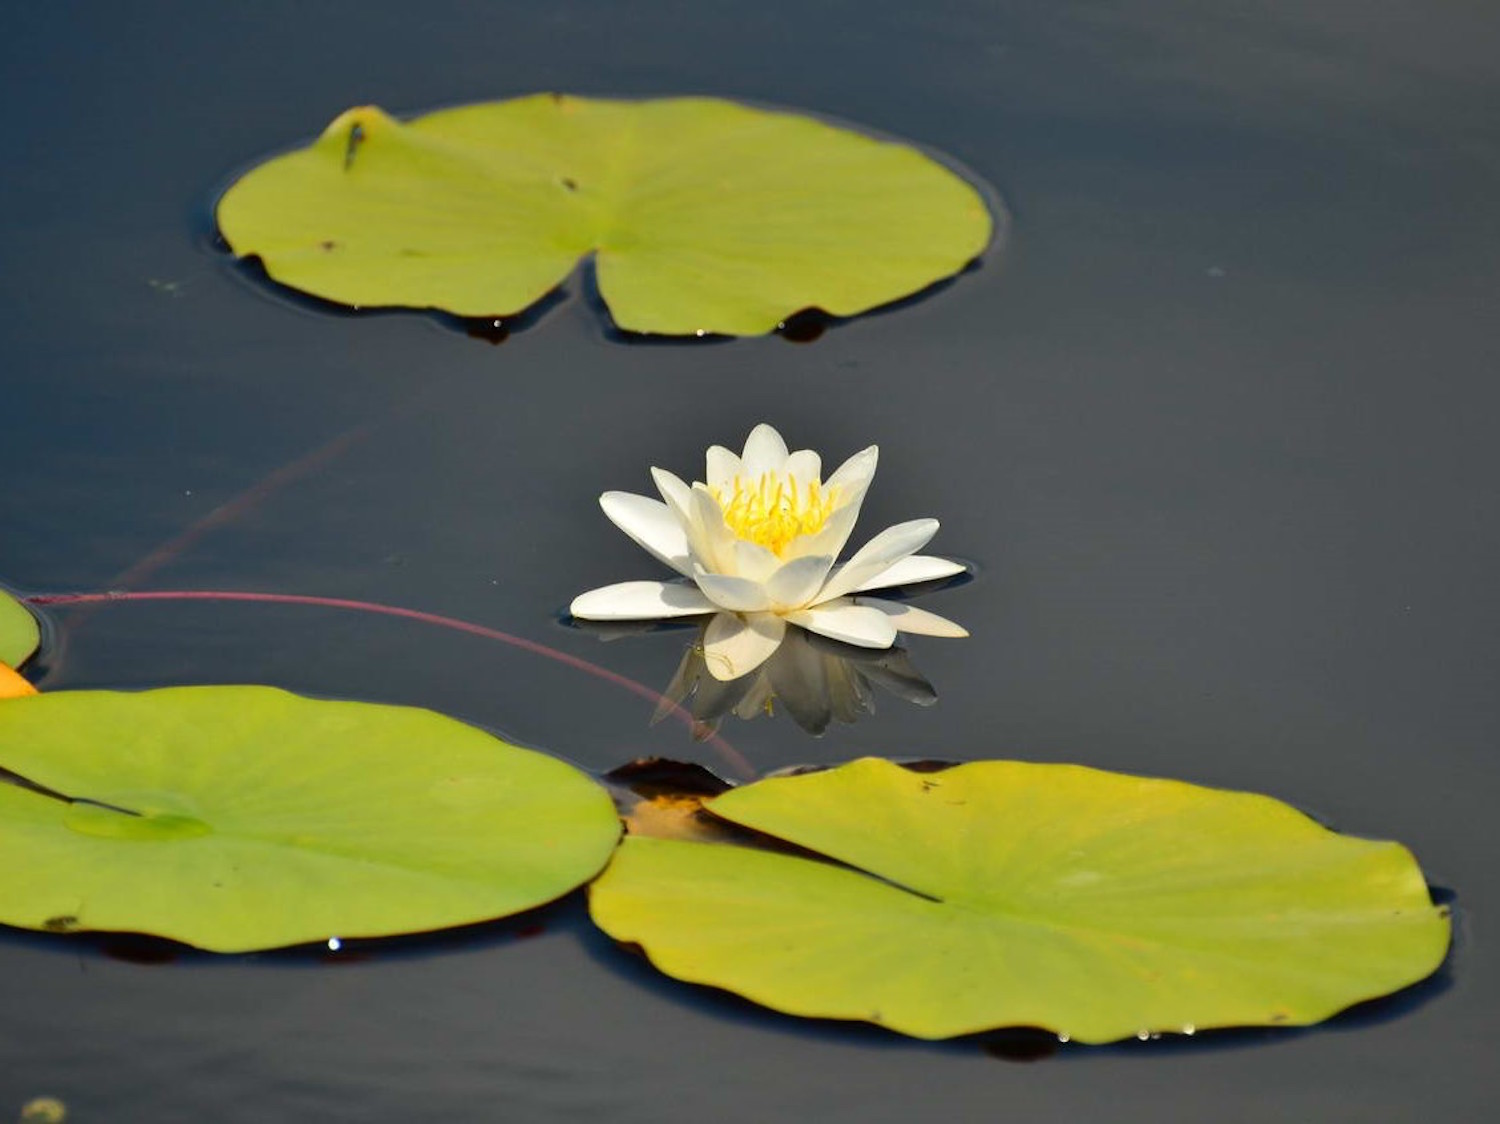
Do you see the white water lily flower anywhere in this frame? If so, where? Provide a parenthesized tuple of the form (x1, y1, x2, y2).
(570, 423, 967, 680)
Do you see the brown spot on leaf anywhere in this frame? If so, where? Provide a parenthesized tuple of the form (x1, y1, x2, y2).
(343, 122, 365, 170)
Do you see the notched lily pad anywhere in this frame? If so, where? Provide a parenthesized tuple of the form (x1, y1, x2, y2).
(0, 586, 40, 672)
(588, 757, 1450, 1042)
(216, 94, 997, 336)
(0, 687, 621, 952)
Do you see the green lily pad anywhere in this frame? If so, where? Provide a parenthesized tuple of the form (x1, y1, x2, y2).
(588, 757, 1449, 1042)
(216, 94, 995, 336)
(0, 687, 620, 951)
(0, 587, 40, 670)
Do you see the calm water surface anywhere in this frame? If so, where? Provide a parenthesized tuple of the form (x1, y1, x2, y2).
(3, 2, 1498, 1120)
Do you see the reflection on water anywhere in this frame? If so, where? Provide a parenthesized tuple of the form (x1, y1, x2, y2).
(651, 620, 937, 738)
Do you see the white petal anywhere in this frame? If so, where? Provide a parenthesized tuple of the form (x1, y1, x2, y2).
(855, 596, 969, 637)
(741, 423, 789, 476)
(823, 445, 878, 501)
(781, 499, 862, 562)
(786, 600, 899, 649)
(650, 467, 694, 523)
(705, 446, 741, 488)
(570, 581, 715, 620)
(732, 538, 781, 584)
(784, 448, 822, 485)
(599, 492, 693, 576)
(853, 554, 967, 592)
(778, 444, 877, 562)
(703, 611, 786, 680)
(654, 468, 720, 572)
(815, 519, 940, 603)
(693, 565, 772, 612)
(689, 484, 736, 572)
(765, 554, 836, 610)
(651, 468, 714, 570)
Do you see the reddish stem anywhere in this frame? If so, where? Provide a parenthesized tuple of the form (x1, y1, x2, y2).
(26, 590, 753, 779)
(106, 424, 373, 592)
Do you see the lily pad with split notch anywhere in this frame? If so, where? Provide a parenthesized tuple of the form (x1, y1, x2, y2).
(587, 757, 1450, 1042)
(0, 687, 621, 952)
(216, 94, 997, 336)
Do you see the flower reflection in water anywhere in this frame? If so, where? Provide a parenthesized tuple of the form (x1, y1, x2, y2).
(653, 620, 938, 739)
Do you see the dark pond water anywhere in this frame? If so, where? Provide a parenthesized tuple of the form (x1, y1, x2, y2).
(3, 1, 1498, 1119)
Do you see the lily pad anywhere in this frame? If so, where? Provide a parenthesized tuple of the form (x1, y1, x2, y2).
(216, 94, 995, 336)
(0, 687, 620, 951)
(0, 587, 39, 670)
(588, 757, 1449, 1042)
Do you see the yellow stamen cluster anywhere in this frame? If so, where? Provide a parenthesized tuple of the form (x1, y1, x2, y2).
(711, 473, 840, 556)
